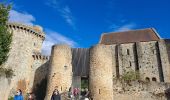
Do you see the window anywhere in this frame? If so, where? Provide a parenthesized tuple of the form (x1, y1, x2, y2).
(129, 61, 132, 67)
(152, 77, 157, 82)
(127, 49, 130, 55)
(34, 43, 36, 46)
(153, 50, 156, 54)
(99, 89, 101, 94)
(145, 77, 150, 82)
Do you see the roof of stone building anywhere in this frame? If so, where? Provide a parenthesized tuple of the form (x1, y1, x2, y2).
(99, 28, 161, 45)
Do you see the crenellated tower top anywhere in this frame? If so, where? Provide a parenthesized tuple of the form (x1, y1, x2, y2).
(7, 22, 45, 40)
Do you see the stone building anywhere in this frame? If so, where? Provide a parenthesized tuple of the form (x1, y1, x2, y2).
(1, 23, 170, 100)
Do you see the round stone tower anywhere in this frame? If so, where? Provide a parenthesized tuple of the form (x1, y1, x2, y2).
(45, 45, 72, 100)
(89, 44, 114, 100)
(0, 23, 45, 100)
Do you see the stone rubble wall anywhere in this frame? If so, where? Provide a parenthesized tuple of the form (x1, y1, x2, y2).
(137, 41, 162, 82)
(113, 80, 170, 100)
(118, 43, 137, 75)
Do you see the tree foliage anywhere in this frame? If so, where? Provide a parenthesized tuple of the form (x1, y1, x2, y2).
(0, 3, 12, 65)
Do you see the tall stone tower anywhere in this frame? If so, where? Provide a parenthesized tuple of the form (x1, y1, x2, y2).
(89, 44, 115, 100)
(45, 45, 72, 100)
(0, 23, 45, 100)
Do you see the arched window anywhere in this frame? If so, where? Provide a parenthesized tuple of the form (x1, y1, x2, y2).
(152, 77, 157, 82)
(145, 77, 150, 82)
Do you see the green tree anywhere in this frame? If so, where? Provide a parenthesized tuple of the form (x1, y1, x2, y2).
(0, 3, 12, 65)
(0, 3, 14, 78)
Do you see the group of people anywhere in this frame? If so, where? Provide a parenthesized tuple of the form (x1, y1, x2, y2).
(13, 89, 35, 100)
(51, 87, 90, 100)
(13, 88, 90, 100)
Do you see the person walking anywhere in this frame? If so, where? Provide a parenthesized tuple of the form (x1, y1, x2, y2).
(28, 92, 36, 100)
(14, 89, 24, 100)
(51, 89, 61, 100)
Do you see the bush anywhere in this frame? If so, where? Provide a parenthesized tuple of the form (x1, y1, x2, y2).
(8, 96, 14, 100)
(121, 70, 140, 81)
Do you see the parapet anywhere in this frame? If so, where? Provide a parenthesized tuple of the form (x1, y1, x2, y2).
(32, 52, 49, 60)
(7, 22, 45, 40)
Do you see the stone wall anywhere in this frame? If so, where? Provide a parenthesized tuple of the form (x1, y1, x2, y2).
(89, 44, 115, 100)
(118, 43, 138, 76)
(113, 80, 170, 100)
(159, 40, 170, 83)
(28, 54, 49, 92)
(137, 41, 162, 82)
(45, 45, 72, 100)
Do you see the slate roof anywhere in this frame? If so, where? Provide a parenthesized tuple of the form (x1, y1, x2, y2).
(99, 28, 161, 45)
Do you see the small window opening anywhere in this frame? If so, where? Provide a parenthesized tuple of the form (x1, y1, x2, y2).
(127, 49, 130, 55)
(129, 61, 132, 67)
(152, 77, 157, 82)
(145, 77, 150, 82)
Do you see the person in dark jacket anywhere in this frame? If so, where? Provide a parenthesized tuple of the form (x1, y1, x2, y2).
(51, 89, 61, 100)
(14, 89, 24, 100)
(28, 92, 36, 100)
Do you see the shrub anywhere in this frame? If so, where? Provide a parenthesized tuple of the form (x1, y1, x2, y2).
(121, 70, 140, 81)
(8, 96, 14, 100)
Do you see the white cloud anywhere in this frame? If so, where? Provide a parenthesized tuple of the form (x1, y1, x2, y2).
(59, 6, 76, 29)
(41, 29, 78, 55)
(110, 23, 137, 32)
(9, 10, 35, 25)
(45, 0, 76, 29)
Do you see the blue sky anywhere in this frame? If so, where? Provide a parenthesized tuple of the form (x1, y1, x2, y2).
(2, 0, 170, 55)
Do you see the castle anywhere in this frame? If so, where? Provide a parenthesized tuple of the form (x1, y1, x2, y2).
(0, 23, 170, 100)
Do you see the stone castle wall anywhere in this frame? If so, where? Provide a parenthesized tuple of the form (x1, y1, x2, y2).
(158, 40, 170, 83)
(112, 80, 170, 100)
(118, 43, 138, 76)
(28, 54, 49, 92)
(116, 41, 170, 83)
(139, 41, 163, 82)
